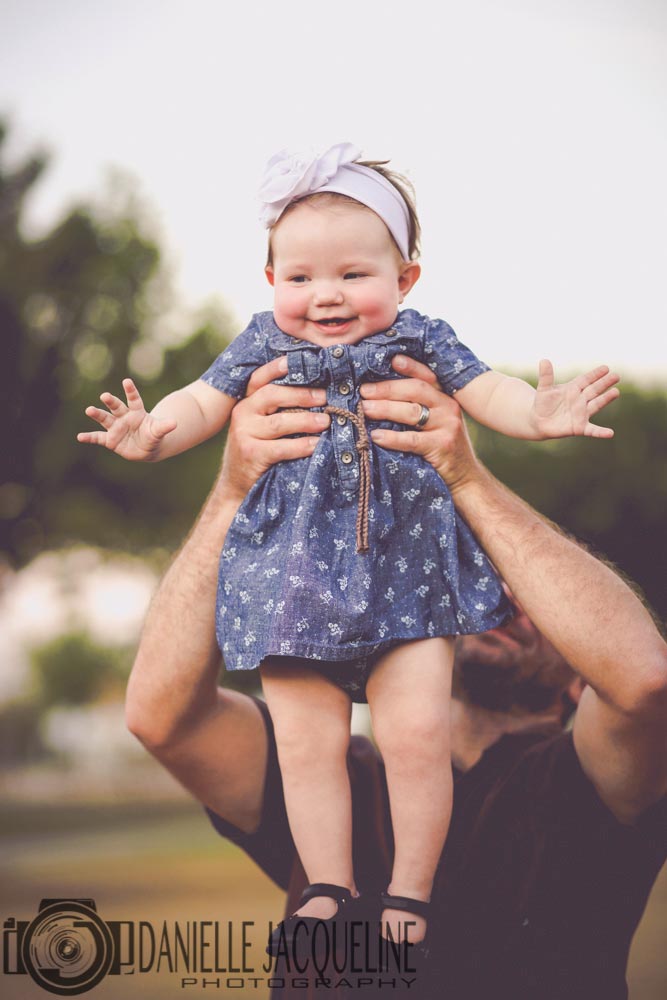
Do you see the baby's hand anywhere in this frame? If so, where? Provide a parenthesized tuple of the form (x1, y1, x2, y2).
(532, 360, 620, 439)
(77, 378, 177, 460)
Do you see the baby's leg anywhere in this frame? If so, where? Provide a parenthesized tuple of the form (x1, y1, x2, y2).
(260, 657, 355, 919)
(366, 637, 454, 943)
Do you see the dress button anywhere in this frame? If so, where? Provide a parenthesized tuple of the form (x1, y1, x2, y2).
(336, 415, 347, 426)
(386, 328, 397, 337)
(338, 383, 351, 395)
(332, 346, 344, 358)
(341, 451, 354, 464)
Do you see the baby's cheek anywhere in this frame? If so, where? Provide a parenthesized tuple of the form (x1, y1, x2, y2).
(273, 290, 302, 335)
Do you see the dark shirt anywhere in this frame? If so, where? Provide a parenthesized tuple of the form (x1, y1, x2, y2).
(207, 699, 667, 1000)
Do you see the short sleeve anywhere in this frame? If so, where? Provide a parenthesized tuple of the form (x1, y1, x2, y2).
(199, 315, 271, 400)
(423, 317, 491, 395)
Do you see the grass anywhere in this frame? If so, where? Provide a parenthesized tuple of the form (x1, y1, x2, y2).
(1, 799, 665, 999)
(1, 800, 282, 1000)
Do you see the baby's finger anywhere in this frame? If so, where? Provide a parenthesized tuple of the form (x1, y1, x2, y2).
(389, 354, 439, 383)
(246, 356, 289, 395)
(84, 405, 114, 429)
(123, 378, 145, 410)
(573, 365, 610, 392)
(536, 359, 555, 390)
(151, 417, 178, 440)
(77, 431, 109, 446)
(584, 422, 614, 439)
(582, 370, 620, 401)
(100, 391, 127, 414)
(587, 387, 620, 416)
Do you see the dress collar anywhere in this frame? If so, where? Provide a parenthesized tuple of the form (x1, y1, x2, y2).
(263, 309, 423, 353)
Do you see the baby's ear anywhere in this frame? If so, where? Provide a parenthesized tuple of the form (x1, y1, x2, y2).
(265, 266, 275, 287)
(398, 261, 421, 302)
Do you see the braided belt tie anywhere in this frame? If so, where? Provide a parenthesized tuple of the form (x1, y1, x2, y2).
(324, 404, 370, 554)
(284, 402, 371, 554)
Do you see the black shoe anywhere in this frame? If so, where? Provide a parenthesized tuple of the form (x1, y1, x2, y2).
(266, 882, 355, 959)
(378, 890, 431, 973)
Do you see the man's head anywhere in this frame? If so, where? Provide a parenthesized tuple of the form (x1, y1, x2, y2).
(453, 597, 581, 722)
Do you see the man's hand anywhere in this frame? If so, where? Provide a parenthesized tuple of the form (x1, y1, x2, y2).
(359, 354, 481, 495)
(216, 357, 329, 507)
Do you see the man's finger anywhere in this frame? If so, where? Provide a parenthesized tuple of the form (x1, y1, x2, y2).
(246, 356, 289, 395)
(360, 377, 445, 407)
(389, 354, 439, 383)
(254, 436, 321, 463)
(251, 410, 330, 440)
(245, 383, 327, 415)
(362, 399, 434, 427)
(370, 427, 427, 454)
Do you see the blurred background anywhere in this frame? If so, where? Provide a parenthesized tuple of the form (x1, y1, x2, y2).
(1, 1, 665, 997)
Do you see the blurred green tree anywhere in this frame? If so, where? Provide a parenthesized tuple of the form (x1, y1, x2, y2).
(1, 119, 665, 630)
(0, 120, 236, 566)
(30, 631, 127, 707)
(474, 384, 667, 620)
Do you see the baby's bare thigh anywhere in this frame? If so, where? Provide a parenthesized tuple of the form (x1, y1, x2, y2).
(366, 637, 454, 708)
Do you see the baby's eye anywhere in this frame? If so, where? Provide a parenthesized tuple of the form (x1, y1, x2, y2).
(289, 275, 309, 284)
(344, 272, 365, 280)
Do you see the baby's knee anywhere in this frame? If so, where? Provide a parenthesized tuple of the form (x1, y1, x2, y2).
(374, 708, 449, 766)
(275, 713, 351, 770)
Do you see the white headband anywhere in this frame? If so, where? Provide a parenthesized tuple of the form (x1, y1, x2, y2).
(258, 143, 411, 261)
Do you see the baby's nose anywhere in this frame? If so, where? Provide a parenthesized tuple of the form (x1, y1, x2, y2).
(313, 282, 344, 305)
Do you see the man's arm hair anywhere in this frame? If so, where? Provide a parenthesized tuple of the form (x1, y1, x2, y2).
(362, 356, 667, 825)
(125, 366, 328, 833)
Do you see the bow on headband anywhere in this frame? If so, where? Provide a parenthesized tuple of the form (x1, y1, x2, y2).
(258, 142, 411, 261)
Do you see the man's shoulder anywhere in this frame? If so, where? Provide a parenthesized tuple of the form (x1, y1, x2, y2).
(480, 726, 667, 837)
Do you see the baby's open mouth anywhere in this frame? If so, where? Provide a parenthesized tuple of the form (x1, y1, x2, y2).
(315, 317, 353, 326)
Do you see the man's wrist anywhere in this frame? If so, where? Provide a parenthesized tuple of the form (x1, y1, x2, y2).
(194, 478, 245, 541)
(446, 461, 503, 522)
(437, 451, 488, 503)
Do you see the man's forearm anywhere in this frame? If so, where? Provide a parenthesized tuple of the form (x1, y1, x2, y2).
(125, 483, 241, 745)
(452, 467, 667, 710)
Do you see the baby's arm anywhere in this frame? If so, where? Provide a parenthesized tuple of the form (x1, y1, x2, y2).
(78, 377, 236, 461)
(454, 360, 620, 440)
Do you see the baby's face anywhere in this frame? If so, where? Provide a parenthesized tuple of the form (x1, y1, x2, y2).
(266, 200, 420, 348)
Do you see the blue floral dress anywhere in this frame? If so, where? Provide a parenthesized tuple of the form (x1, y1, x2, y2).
(200, 308, 511, 699)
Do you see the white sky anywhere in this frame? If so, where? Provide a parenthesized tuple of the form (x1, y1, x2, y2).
(1, 0, 666, 378)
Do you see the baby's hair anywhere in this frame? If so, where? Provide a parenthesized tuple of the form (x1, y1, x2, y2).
(266, 160, 422, 266)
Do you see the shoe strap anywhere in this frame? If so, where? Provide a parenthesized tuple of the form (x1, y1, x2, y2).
(300, 883, 353, 907)
(380, 892, 430, 920)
